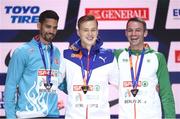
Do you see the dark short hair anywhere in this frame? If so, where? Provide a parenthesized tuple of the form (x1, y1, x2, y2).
(39, 10, 59, 23)
(78, 15, 98, 29)
(126, 17, 147, 30)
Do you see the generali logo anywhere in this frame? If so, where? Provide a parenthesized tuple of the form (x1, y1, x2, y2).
(175, 50, 180, 63)
(85, 8, 149, 20)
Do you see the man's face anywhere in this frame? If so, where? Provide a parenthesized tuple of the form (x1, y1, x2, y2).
(38, 18, 58, 43)
(77, 20, 98, 48)
(125, 21, 148, 49)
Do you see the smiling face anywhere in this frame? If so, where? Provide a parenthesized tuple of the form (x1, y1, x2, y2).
(125, 21, 148, 50)
(77, 20, 98, 51)
(38, 18, 58, 44)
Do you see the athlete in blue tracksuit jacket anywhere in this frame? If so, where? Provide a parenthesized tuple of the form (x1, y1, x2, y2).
(4, 10, 64, 118)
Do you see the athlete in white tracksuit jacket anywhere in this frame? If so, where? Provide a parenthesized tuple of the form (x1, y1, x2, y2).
(59, 15, 119, 119)
(114, 17, 175, 119)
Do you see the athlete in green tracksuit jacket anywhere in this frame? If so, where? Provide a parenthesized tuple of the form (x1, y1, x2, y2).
(113, 17, 175, 119)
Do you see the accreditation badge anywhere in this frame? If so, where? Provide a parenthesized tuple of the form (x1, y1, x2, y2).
(73, 85, 100, 108)
(37, 69, 59, 93)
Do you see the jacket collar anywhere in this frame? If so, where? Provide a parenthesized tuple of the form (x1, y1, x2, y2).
(32, 35, 51, 50)
(73, 38, 103, 56)
(125, 43, 154, 55)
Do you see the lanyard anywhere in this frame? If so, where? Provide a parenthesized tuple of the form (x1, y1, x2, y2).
(128, 48, 145, 89)
(80, 53, 96, 86)
(37, 38, 54, 85)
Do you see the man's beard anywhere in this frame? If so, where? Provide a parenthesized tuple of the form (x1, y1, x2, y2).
(41, 32, 55, 43)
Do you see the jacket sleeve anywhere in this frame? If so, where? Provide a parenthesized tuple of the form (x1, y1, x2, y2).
(4, 48, 26, 118)
(156, 52, 176, 118)
(108, 56, 119, 86)
(58, 52, 68, 94)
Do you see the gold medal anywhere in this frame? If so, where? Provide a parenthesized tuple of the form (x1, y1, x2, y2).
(81, 85, 89, 94)
(131, 89, 139, 97)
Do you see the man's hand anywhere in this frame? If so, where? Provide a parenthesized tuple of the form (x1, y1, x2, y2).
(156, 84, 160, 93)
(68, 43, 79, 51)
(57, 100, 64, 110)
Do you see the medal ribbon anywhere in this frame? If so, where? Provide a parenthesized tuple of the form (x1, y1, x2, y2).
(35, 36, 54, 86)
(80, 53, 96, 86)
(128, 48, 145, 89)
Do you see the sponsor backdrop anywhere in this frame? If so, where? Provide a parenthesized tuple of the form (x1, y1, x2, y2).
(0, 0, 180, 118)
